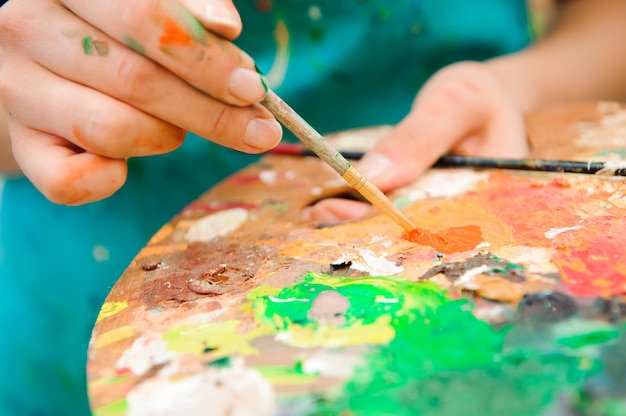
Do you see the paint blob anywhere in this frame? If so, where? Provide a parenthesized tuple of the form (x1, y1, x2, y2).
(403, 225, 482, 254)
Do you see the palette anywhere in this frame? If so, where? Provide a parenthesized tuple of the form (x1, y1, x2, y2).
(88, 102, 626, 415)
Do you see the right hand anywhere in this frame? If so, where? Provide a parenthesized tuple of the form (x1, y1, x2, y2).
(0, 0, 282, 204)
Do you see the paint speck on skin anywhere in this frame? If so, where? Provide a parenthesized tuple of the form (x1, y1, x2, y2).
(159, 17, 194, 46)
(123, 36, 146, 55)
(82, 36, 110, 56)
(184, 208, 248, 242)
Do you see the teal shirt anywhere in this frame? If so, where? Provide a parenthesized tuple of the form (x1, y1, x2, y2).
(0, 2, 532, 414)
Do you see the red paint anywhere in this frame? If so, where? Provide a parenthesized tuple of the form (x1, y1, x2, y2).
(159, 18, 194, 46)
(552, 216, 626, 297)
(227, 174, 260, 184)
(403, 225, 482, 254)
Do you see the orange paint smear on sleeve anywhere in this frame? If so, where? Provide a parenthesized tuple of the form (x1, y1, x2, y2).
(403, 225, 482, 254)
(159, 18, 194, 46)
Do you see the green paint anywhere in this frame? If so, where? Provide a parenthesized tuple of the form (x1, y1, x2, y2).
(246, 274, 624, 415)
(248, 274, 446, 348)
(82, 36, 109, 56)
(123, 36, 146, 55)
(92, 399, 127, 416)
(249, 273, 447, 331)
(207, 356, 232, 368)
(254, 62, 269, 93)
(176, 6, 206, 43)
(83, 36, 93, 55)
(317, 301, 612, 416)
(256, 364, 320, 386)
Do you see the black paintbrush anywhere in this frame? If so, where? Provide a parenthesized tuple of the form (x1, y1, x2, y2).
(270, 143, 626, 176)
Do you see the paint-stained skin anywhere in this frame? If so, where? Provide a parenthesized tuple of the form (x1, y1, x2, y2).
(82, 36, 110, 56)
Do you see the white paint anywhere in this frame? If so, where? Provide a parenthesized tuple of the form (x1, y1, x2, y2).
(544, 225, 583, 239)
(337, 248, 403, 276)
(127, 358, 275, 416)
(302, 350, 364, 379)
(268, 296, 310, 304)
(454, 265, 492, 290)
(311, 187, 323, 196)
(185, 208, 248, 242)
(595, 160, 626, 176)
(375, 297, 400, 304)
(259, 169, 295, 185)
(115, 334, 174, 376)
(404, 170, 489, 202)
(576, 108, 626, 148)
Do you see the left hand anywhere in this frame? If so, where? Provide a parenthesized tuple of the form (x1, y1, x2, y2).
(305, 61, 530, 223)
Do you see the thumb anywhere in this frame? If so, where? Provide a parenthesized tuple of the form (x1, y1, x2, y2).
(178, 0, 243, 40)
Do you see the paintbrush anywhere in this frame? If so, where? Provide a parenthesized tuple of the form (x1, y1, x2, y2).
(261, 90, 416, 232)
(269, 143, 626, 176)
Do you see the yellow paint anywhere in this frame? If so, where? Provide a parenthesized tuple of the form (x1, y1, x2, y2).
(591, 278, 615, 288)
(162, 320, 273, 358)
(266, 17, 290, 88)
(277, 315, 395, 348)
(256, 366, 319, 386)
(96, 302, 128, 323)
(95, 326, 136, 349)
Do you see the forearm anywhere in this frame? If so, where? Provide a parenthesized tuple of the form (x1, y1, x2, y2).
(488, 0, 626, 111)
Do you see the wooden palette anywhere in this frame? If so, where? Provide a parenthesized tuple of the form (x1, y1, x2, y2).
(88, 102, 626, 416)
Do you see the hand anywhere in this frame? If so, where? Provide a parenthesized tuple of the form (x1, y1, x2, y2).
(306, 61, 530, 224)
(0, 0, 281, 204)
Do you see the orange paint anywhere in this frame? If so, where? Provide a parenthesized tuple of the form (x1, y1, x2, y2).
(159, 18, 194, 46)
(403, 225, 482, 254)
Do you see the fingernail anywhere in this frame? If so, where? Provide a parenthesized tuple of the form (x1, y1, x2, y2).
(357, 152, 395, 185)
(201, 2, 241, 27)
(244, 118, 282, 150)
(228, 68, 267, 103)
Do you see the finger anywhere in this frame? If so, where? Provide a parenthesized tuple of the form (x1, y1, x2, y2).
(358, 63, 529, 191)
(9, 122, 128, 205)
(4, 1, 280, 152)
(177, 0, 242, 40)
(1, 57, 185, 159)
(303, 199, 373, 224)
(61, 0, 267, 106)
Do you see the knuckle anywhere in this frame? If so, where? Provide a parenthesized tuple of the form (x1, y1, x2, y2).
(196, 104, 234, 144)
(0, 2, 25, 47)
(82, 107, 132, 157)
(114, 55, 160, 103)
